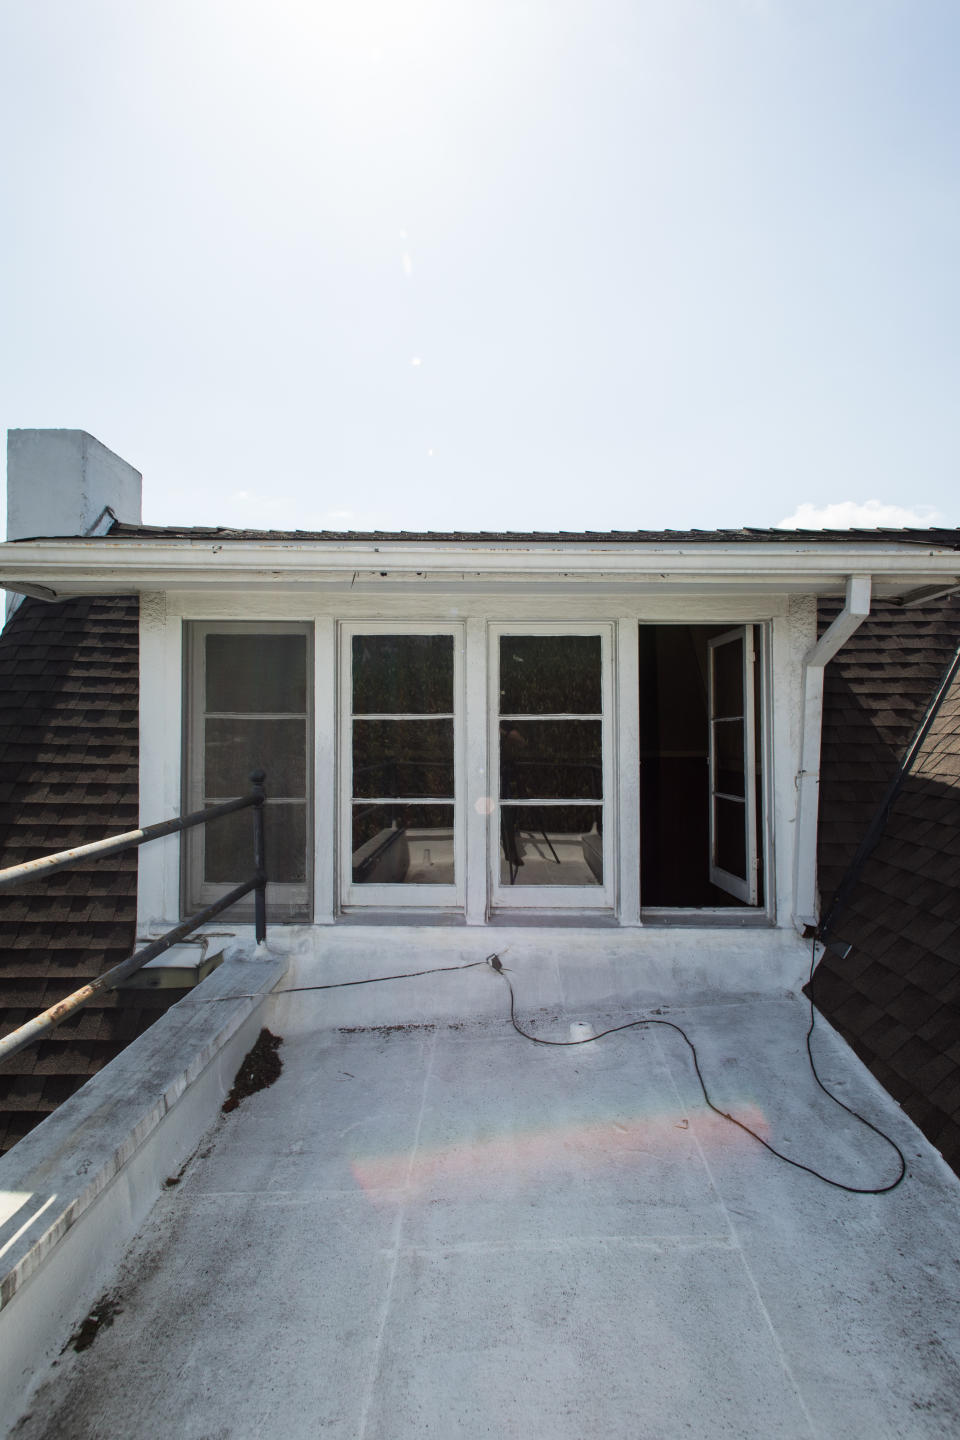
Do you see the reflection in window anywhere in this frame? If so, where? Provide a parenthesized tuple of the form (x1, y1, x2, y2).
(499, 635, 601, 714)
(500, 806, 603, 886)
(352, 804, 454, 885)
(352, 634, 453, 714)
(499, 720, 602, 801)
(353, 719, 454, 799)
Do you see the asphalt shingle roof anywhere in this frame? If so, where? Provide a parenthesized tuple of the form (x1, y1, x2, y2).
(814, 594, 960, 1174)
(93, 522, 960, 545)
(0, 595, 179, 1154)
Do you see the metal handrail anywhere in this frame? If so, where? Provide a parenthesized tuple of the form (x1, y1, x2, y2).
(0, 770, 268, 1063)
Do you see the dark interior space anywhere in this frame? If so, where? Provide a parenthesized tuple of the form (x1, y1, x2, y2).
(639, 623, 763, 909)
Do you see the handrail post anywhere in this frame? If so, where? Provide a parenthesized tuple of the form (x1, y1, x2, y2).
(250, 769, 267, 944)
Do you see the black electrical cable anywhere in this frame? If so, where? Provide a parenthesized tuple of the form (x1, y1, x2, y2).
(803, 936, 906, 1191)
(487, 945, 906, 1195)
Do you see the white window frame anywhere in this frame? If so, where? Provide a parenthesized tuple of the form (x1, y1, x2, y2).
(489, 622, 615, 912)
(338, 621, 465, 912)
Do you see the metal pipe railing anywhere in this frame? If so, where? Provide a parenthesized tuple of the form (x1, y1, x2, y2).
(250, 769, 267, 946)
(0, 880, 259, 1062)
(0, 770, 268, 1062)
(0, 793, 258, 892)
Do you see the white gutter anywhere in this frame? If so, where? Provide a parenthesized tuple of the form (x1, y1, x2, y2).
(792, 573, 872, 933)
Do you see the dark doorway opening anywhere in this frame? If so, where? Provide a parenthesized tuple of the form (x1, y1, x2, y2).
(639, 624, 764, 909)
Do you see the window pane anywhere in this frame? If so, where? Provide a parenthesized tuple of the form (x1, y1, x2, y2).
(206, 634, 307, 713)
(499, 635, 601, 715)
(205, 717, 306, 797)
(500, 805, 603, 886)
(500, 720, 602, 800)
(713, 719, 745, 798)
(353, 719, 454, 799)
(352, 804, 454, 884)
(712, 639, 744, 719)
(205, 802, 307, 884)
(714, 796, 746, 878)
(352, 635, 453, 714)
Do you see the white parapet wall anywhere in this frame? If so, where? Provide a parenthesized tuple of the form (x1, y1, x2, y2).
(0, 943, 286, 1425)
(265, 924, 814, 1037)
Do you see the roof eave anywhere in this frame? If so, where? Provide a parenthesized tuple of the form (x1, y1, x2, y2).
(1, 535, 959, 602)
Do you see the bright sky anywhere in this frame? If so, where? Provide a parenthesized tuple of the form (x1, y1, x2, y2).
(1, 1, 957, 534)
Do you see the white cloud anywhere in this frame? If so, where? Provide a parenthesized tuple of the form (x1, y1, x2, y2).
(776, 499, 944, 530)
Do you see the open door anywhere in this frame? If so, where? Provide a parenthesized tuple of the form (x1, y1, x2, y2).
(707, 627, 758, 904)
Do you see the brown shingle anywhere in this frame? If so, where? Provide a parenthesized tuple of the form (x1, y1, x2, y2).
(815, 595, 960, 1175)
(0, 595, 182, 1153)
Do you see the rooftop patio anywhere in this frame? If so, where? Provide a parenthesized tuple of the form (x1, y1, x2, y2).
(7, 954, 960, 1440)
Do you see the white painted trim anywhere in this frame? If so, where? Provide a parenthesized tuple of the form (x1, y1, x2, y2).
(757, 620, 777, 922)
(313, 617, 336, 923)
(771, 602, 811, 926)
(792, 575, 872, 930)
(148, 590, 793, 624)
(464, 617, 489, 924)
(137, 600, 181, 931)
(615, 619, 642, 926)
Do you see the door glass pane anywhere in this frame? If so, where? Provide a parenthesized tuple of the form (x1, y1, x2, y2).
(500, 805, 603, 886)
(352, 634, 453, 714)
(353, 719, 454, 798)
(713, 796, 747, 877)
(352, 804, 454, 884)
(206, 634, 307, 713)
(499, 720, 602, 800)
(206, 802, 307, 884)
(499, 635, 602, 714)
(713, 719, 745, 798)
(205, 717, 306, 797)
(712, 637, 744, 718)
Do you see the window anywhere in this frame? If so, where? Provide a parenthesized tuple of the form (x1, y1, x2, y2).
(184, 622, 313, 920)
(491, 626, 614, 910)
(340, 625, 463, 909)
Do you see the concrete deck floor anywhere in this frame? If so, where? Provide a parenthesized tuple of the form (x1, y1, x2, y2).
(11, 991, 960, 1439)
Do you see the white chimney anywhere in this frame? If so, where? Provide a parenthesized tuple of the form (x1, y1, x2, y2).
(6, 429, 142, 541)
